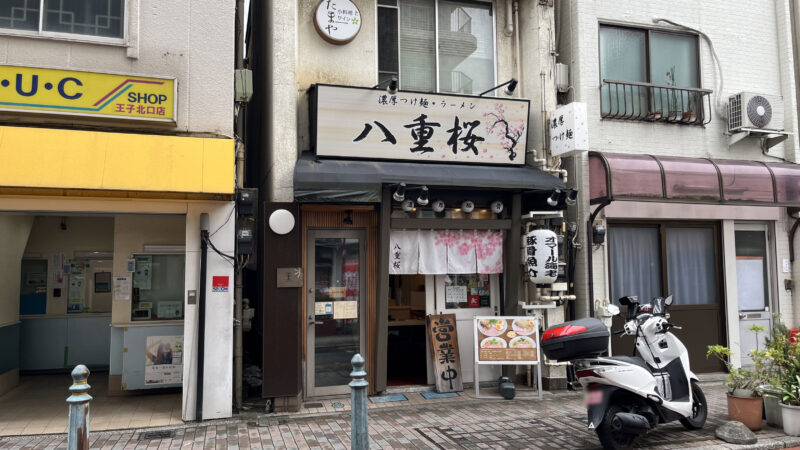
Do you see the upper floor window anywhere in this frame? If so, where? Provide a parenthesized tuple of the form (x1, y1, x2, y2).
(0, 0, 124, 40)
(599, 24, 709, 125)
(378, 0, 496, 95)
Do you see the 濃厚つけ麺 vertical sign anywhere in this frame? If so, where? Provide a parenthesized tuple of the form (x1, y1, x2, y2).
(313, 84, 529, 165)
(0, 65, 175, 122)
(426, 314, 463, 393)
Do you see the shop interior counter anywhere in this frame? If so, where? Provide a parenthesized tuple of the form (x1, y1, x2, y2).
(19, 313, 112, 371)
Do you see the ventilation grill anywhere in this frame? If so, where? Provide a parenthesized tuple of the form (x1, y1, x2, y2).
(139, 430, 175, 441)
(747, 95, 773, 128)
(728, 93, 742, 131)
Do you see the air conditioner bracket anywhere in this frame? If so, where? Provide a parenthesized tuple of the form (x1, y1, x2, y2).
(727, 128, 792, 150)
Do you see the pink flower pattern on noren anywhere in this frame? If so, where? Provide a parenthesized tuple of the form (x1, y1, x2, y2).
(433, 230, 503, 273)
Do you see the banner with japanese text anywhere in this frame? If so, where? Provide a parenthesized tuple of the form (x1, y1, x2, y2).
(313, 84, 529, 165)
(0, 65, 175, 122)
(426, 314, 463, 393)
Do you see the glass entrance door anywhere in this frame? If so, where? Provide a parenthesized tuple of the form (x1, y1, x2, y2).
(735, 224, 772, 366)
(306, 229, 366, 397)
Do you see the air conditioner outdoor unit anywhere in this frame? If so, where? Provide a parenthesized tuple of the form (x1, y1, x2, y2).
(728, 92, 784, 133)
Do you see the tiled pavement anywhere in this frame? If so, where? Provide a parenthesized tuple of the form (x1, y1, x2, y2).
(4, 381, 800, 449)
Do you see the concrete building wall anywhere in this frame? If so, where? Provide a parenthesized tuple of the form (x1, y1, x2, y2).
(265, 0, 522, 202)
(559, 0, 800, 344)
(0, 0, 234, 136)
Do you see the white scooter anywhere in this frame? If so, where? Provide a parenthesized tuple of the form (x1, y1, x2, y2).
(572, 296, 707, 449)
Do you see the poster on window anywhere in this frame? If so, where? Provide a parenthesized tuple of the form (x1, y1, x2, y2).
(145, 335, 183, 385)
(313, 84, 529, 165)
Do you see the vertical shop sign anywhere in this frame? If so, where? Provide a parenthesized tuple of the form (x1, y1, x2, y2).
(426, 314, 463, 393)
(549, 102, 589, 157)
(525, 229, 559, 284)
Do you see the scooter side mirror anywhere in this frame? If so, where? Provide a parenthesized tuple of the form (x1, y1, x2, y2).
(664, 295, 673, 306)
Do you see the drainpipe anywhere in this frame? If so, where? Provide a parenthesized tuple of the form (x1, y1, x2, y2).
(197, 213, 209, 421)
(513, 1, 522, 97)
(233, 0, 246, 413)
(504, 0, 513, 37)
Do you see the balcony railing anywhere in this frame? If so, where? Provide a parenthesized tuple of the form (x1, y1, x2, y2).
(600, 79, 713, 126)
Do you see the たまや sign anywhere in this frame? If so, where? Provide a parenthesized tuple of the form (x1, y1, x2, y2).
(0, 65, 175, 122)
(314, 0, 361, 45)
(426, 314, 463, 393)
(313, 84, 529, 165)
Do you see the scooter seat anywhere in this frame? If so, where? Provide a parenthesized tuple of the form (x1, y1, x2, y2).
(607, 356, 651, 373)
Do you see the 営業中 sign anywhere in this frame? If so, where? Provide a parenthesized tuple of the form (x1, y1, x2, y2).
(0, 65, 175, 122)
(426, 314, 463, 393)
(313, 84, 529, 165)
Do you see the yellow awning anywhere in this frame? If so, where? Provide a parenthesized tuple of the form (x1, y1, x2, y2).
(0, 126, 234, 196)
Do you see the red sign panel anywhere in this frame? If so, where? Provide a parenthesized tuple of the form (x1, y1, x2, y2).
(212, 276, 229, 293)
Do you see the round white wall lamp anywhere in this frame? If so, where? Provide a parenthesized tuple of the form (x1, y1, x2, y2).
(491, 200, 504, 214)
(432, 200, 446, 213)
(268, 209, 295, 235)
(461, 200, 475, 213)
(402, 199, 415, 212)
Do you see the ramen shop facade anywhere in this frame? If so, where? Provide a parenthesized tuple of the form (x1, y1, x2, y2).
(257, 84, 564, 405)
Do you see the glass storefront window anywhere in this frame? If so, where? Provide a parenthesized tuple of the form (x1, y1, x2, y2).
(131, 254, 185, 321)
(443, 274, 491, 309)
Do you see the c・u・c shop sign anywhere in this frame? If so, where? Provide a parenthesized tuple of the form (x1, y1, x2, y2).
(0, 65, 176, 122)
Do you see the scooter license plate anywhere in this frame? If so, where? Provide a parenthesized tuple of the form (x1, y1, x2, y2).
(585, 390, 603, 406)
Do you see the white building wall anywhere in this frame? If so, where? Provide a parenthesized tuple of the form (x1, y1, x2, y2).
(0, 0, 234, 136)
(562, 1, 800, 331)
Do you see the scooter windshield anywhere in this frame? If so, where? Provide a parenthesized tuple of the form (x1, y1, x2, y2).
(651, 297, 666, 315)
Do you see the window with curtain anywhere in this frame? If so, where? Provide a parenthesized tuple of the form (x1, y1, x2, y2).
(609, 226, 662, 304)
(599, 25, 699, 117)
(609, 224, 719, 306)
(0, 0, 125, 39)
(378, 0, 496, 95)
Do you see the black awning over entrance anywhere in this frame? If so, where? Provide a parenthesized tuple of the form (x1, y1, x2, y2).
(294, 152, 565, 202)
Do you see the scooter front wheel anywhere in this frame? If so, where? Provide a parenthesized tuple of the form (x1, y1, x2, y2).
(680, 381, 707, 430)
(596, 405, 638, 450)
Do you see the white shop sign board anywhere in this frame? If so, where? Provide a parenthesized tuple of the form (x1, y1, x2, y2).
(473, 316, 542, 399)
(549, 102, 588, 157)
(313, 84, 530, 165)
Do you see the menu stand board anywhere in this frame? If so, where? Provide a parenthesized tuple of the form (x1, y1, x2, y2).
(473, 316, 542, 399)
(426, 314, 463, 393)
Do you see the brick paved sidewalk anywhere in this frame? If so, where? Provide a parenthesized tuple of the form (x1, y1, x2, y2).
(4, 382, 800, 449)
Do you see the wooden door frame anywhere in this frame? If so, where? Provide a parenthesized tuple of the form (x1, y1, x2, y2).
(301, 205, 378, 396)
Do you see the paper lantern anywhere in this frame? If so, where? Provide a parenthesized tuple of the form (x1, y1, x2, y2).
(524, 229, 558, 284)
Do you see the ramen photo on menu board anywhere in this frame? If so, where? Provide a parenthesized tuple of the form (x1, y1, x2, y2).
(478, 318, 507, 336)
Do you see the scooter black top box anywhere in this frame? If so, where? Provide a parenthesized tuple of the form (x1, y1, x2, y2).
(541, 318, 609, 361)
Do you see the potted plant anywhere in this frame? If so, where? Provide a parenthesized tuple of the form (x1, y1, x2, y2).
(779, 372, 800, 436)
(707, 344, 764, 431)
(761, 321, 793, 427)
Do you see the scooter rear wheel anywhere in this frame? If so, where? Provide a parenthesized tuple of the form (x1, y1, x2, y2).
(596, 405, 638, 450)
(680, 381, 707, 430)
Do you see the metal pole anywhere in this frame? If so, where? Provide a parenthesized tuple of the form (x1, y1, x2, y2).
(349, 354, 369, 450)
(197, 227, 208, 421)
(66, 364, 92, 450)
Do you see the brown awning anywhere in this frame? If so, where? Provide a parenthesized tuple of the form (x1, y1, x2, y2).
(589, 152, 800, 206)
